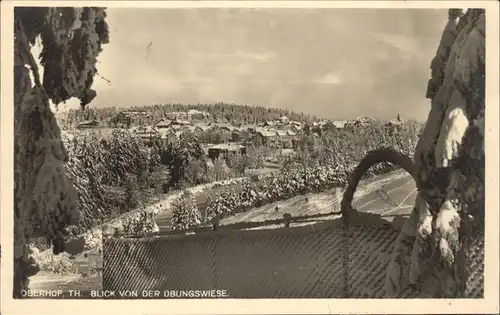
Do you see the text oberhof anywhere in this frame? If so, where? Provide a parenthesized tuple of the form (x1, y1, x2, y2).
(20, 289, 229, 298)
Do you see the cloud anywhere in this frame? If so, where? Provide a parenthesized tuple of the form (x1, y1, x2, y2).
(314, 72, 345, 85)
(234, 50, 276, 62)
(35, 8, 447, 121)
(369, 31, 424, 60)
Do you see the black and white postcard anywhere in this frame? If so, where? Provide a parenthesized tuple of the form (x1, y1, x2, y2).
(1, 1, 499, 314)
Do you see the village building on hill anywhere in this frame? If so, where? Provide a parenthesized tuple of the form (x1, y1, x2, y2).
(256, 128, 278, 147)
(231, 128, 252, 143)
(287, 130, 300, 150)
(384, 114, 404, 134)
(275, 130, 289, 148)
(115, 112, 132, 128)
(168, 124, 192, 133)
(119, 108, 312, 152)
(187, 109, 210, 120)
(386, 119, 403, 127)
(193, 124, 211, 134)
(231, 119, 245, 127)
(165, 111, 189, 121)
(185, 125, 197, 133)
(288, 124, 302, 133)
(77, 119, 99, 129)
(331, 120, 347, 130)
(165, 112, 177, 120)
(260, 120, 276, 128)
(212, 117, 230, 124)
(346, 116, 375, 128)
(238, 124, 258, 133)
(159, 129, 184, 146)
(286, 129, 298, 139)
(207, 143, 246, 161)
(318, 119, 331, 128)
(132, 126, 159, 145)
(156, 118, 172, 129)
(171, 118, 191, 127)
(386, 114, 403, 126)
(278, 115, 289, 124)
(121, 109, 150, 116)
(176, 112, 189, 120)
(209, 121, 234, 132)
(115, 110, 152, 128)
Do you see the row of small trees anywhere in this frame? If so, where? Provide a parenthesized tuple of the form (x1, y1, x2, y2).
(170, 161, 352, 230)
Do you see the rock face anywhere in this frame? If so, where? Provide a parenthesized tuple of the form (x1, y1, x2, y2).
(385, 9, 485, 298)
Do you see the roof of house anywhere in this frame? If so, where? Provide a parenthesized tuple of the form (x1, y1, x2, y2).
(387, 119, 403, 125)
(213, 117, 229, 123)
(213, 122, 234, 130)
(354, 116, 375, 123)
(257, 129, 277, 137)
(209, 143, 245, 151)
(121, 110, 148, 115)
(174, 119, 191, 125)
(159, 129, 183, 138)
(331, 120, 348, 129)
(134, 126, 158, 134)
(194, 124, 211, 131)
(232, 119, 245, 127)
(78, 119, 99, 125)
(165, 112, 188, 120)
(156, 119, 172, 128)
(239, 124, 257, 130)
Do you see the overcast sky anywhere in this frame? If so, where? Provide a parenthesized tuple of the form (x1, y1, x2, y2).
(37, 8, 449, 121)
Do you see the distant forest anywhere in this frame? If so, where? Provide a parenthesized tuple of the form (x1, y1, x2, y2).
(57, 103, 319, 128)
